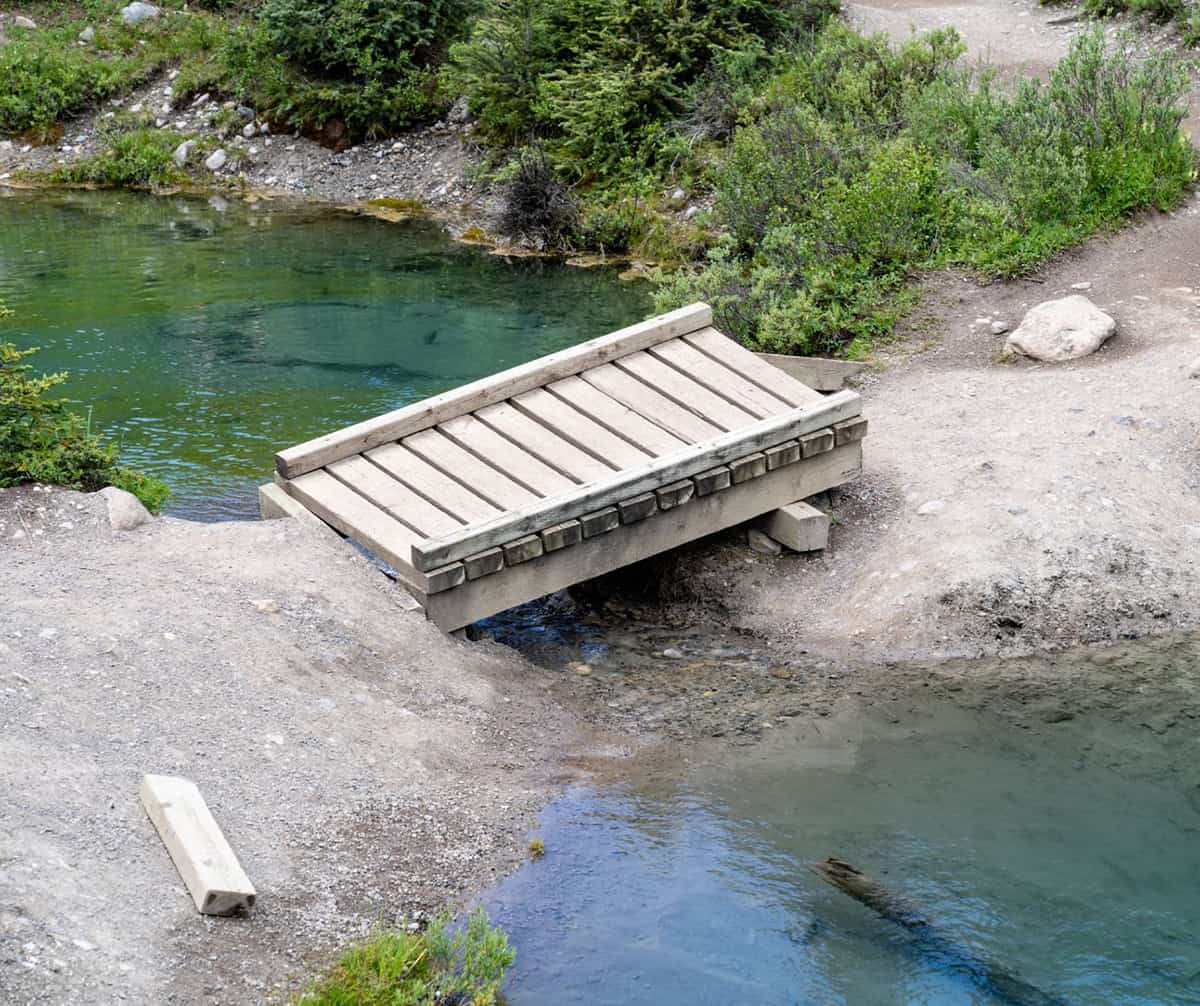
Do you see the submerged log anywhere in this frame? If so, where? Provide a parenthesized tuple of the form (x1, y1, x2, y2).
(812, 857, 1068, 1006)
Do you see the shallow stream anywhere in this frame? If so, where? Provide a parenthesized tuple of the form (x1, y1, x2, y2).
(488, 643, 1200, 1005)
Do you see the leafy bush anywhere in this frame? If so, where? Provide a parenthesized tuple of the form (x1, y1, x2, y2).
(242, 0, 472, 136)
(656, 26, 1196, 355)
(0, 341, 169, 512)
(298, 909, 514, 1006)
(450, 0, 838, 173)
(499, 146, 579, 247)
(52, 125, 190, 188)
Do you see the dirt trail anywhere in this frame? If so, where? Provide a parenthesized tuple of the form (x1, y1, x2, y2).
(657, 0, 1200, 664)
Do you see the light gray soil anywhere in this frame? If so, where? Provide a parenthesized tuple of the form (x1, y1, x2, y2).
(0, 486, 629, 1004)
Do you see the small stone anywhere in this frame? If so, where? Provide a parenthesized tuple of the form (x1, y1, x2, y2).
(683, 205, 701, 220)
(661, 648, 685, 659)
(670, 187, 687, 204)
(990, 320, 1009, 335)
(191, 92, 210, 106)
(241, 123, 256, 139)
(1070, 281, 1092, 291)
(747, 528, 782, 555)
(251, 598, 280, 614)
(72, 939, 96, 952)
(129, 102, 143, 114)
(1188, 356, 1200, 379)
(78, 26, 95, 43)
(237, 105, 254, 120)
(119, 3, 161, 26)
(917, 500, 946, 516)
(14, 15, 37, 29)
(204, 148, 227, 172)
(99, 486, 150, 531)
(569, 662, 592, 676)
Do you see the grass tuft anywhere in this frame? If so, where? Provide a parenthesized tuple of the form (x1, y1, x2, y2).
(297, 909, 514, 1006)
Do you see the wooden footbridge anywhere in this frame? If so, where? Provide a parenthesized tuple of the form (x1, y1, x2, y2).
(268, 304, 866, 630)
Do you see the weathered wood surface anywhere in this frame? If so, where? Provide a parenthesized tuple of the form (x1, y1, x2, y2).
(275, 302, 712, 478)
(813, 858, 1067, 1006)
(274, 303, 869, 627)
(140, 774, 256, 916)
(755, 352, 868, 391)
(417, 443, 863, 630)
(410, 389, 861, 571)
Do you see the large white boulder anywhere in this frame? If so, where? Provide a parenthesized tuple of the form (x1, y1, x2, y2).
(99, 486, 151, 531)
(120, 3, 161, 26)
(1004, 295, 1116, 362)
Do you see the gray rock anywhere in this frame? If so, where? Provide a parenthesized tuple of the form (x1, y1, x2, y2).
(670, 187, 687, 204)
(917, 499, 946, 516)
(447, 96, 470, 124)
(683, 205, 702, 220)
(747, 528, 782, 555)
(1189, 356, 1200, 379)
(236, 105, 254, 120)
(241, 123, 256, 139)
(78, 26, 96, 43)
(204, 148, 227, 172)
(119, 3, 161, 26)
(1070, 281, 1092, 292)
(990, 320, 1009, 335)
(661, 647, 685, 659)
(171, 140, 194, 167)
(99, 487, 150, 531)
(1004, 295, 1116, 362)
(14, 15, 37, 29)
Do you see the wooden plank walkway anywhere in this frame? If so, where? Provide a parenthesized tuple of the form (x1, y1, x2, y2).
(273, 303, 867, 630)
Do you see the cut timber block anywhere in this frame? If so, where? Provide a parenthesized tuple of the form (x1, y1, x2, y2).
(799, 428, 835, 458)
(425, 562, 467, 594)
(139, 774, 256, 916)
(694, 467, 732, 496)
(730, 452, 768, 485)
(655, 480, 695, 510)
(833, 416, 868, 446)
(757, 500, 830, 553)
(464, 548, 504, 580)
(618, 492, 658, 524)
(502, 535, 544, 565)
(541, 520, 583, 551)
(580, 507, 620, 538)
(764, 440, 801, 471)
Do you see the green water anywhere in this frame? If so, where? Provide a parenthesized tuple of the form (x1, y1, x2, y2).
(0, 189, 649, 519)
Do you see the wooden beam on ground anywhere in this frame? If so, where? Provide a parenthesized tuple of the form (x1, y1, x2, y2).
(754, 353, 868, 392)
(414, 444, 862, 630)
(756, 500, 830, 552)
(139, 775, 256, 917)
(275, 303, 713, 479)
(410, 389, 862, 571)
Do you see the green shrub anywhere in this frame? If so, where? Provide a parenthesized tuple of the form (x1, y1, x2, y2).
(51, 126, 190, 188)
(656, 26, 1195, 356)
(0, 341, 169, 512)
(298, 909, 514, 1006)
(450, 0, 838, 171)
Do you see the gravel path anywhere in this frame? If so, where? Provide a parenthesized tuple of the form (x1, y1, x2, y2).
(0, 486, 603, 1004)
